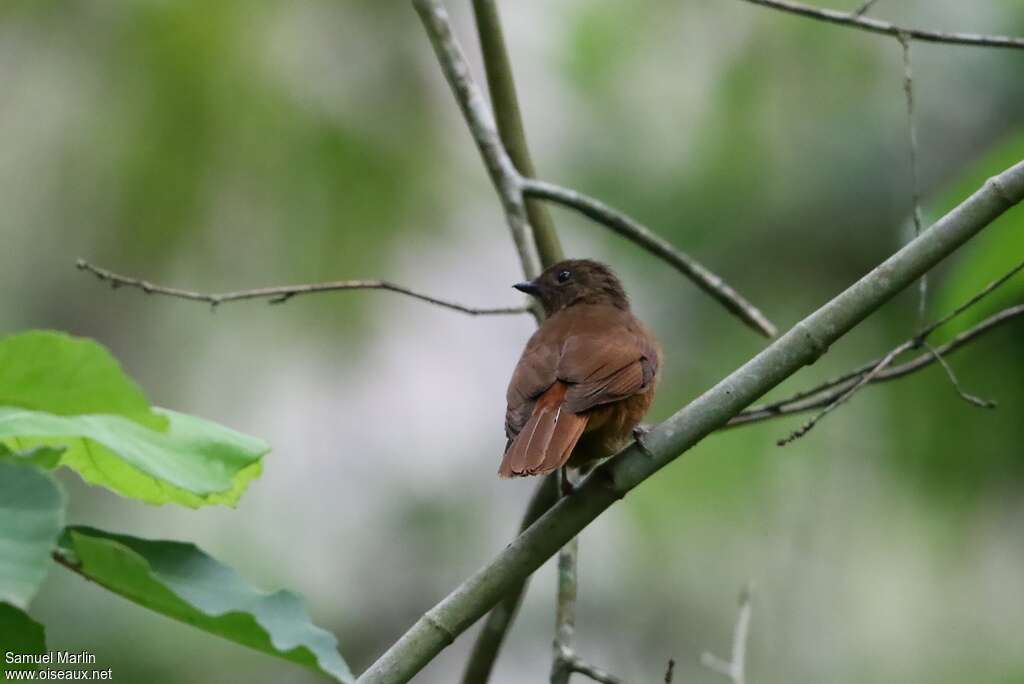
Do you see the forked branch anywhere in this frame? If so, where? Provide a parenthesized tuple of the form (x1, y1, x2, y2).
(521, 178, 778, 337)
(414, 0, 777, 339)
(701, 585, 753, 684)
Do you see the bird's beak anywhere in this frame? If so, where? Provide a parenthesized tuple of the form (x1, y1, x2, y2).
(513, 280, 541, 297)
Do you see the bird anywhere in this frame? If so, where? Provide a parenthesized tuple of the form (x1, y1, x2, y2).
(499, 259, 660, 481)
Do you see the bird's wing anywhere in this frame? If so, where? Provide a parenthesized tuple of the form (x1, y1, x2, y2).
(500, 307, 659, 478)
(558, 324, 659, 414)
(504, 327, 560, 445)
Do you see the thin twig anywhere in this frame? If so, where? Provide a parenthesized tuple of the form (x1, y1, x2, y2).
(727, 303, 1023, 427)
(521, 178, 778, 338)
(76, 259, 528, 316)
(730, 257, 1024, 428)
(701, 585, 753, 684)
(776, 343, 906, 446)
(897, 34, 927, 324)
(664, 659, 675, 684)
(852, 0, 879, 17)
(919, 257, 1024, 338)
(922, 342, 997, 409)
(413, 0, 541, 282)
(738, 0, 1024, 49)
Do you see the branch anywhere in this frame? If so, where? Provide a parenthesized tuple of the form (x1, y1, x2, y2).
(776, 341, 906, 446)
(460, 476, 558, 684)
(737, 0, 1024, 49)
(354, 160, 1024, 684)
(550, 535, 578, 684)
(730, 256, 1024, 427)
(413, 0, 540, 283)
(463, 4, 567, 681)
(563, 655, 627, 684)
(923, 342, 997, 409)
(897, 34, 926, 323)
(701, 585, 753, 684)
(76, 259, 528, 316)
(727, 304, 1023, 427)
(471, 0, 564, 269)
(521, 179, 777, 338)
(417, 0, 776, 339)
(852, 0, 878, 18)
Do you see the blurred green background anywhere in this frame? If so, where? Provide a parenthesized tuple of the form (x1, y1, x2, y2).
(3, 1, 1024, 682)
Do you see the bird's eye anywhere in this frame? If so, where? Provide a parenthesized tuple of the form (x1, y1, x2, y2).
(557, 270, 572, 283)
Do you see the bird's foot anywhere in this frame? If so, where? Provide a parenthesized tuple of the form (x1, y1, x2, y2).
(559, 467, 576, 497)
(632, 424, 655, 457)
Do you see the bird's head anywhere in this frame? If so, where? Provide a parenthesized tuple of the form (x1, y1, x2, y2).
(513, 259, 629, 315)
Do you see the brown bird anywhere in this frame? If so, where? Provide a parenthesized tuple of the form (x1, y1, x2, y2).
(500, 259, 660, 479)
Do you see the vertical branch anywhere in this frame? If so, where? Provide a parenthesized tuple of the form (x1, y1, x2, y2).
(413, 0, 541, 281)
(461, 3, 569, 683)
(701, 585, 753, 684)
(550, 536, 579, 684)
(461, 476, 558, 684)
(898, 33, 926, 322)
(472, 0, 565, 268)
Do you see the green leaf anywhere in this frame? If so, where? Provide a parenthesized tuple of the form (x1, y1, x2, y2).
(59, 527, 354, 683)
(0, 330, 268, 507)
(0, 330, 166, 431)
(933, 133, 1024, 335)
(0, 408, 267, 508)
(0, 604, 46, 674)
(0, 461, 65, 608)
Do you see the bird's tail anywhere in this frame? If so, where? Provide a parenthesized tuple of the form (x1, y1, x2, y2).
(499, 382, 587, 478)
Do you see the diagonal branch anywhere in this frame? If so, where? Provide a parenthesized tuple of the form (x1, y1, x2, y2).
(737, 0, 1024, 49)
(355, 158, 1024, 684)
(75, 259, 528, 316)
(521, 178, 777, 338)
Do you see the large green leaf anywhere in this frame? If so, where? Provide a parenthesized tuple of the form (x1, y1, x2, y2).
(58, 527, 354, 683)
(0, 604, 46, 674)
(933, 134, 1024, 334)
(0, 408, 266, 508)
(0, 330, 166, 431)
(0, 461, 65, 608)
